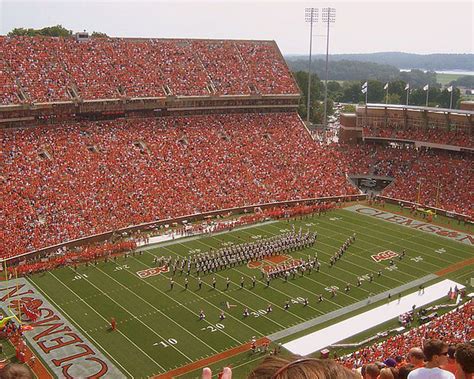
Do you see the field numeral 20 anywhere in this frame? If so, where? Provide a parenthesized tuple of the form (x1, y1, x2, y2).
(201, 323, 225, 332)
(157, 338, 178, 347)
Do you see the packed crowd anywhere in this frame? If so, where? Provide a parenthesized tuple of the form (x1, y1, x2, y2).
(336, 301, 472, 377)
(200, 331, 473, 378)
(339, 144, 473, 217)
(9, 240, 137, 276)
(0, 36, 298, 103)
(1, 112, 358, 258)
(363, 125, 473, 149)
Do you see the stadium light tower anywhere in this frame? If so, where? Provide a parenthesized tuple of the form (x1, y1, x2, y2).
(322, 7, 336, 130)
(305, 8, 318, 125)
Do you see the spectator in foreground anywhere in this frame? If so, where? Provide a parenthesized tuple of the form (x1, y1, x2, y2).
(365, 364, 381, 379)
(408, 339, 454, 379)
(0, 363, 32, 379)
(407, 347, 425, 369)
(454, 343, 474, 379)
(202, 366, 232, 378)
(247, 356, 359, 378)
(379, 367, 397, 379)
(399, 364, 416, 379)
(441, 346, 457, 376)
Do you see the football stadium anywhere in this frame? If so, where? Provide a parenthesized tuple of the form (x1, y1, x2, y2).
(0, 24, 473, 379)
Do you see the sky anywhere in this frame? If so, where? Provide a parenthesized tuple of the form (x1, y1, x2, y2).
(0, 0, 472, 55)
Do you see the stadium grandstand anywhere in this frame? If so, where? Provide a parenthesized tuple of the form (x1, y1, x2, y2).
(0, 35, 473, 379)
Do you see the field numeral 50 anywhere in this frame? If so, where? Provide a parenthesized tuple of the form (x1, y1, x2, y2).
(73, 274, 88, 281)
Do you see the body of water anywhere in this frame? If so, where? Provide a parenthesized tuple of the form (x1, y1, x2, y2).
(400, 69, 474, 76)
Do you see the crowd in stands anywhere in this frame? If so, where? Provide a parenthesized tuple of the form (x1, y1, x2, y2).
(202, 315, 474, 378)
(1, 112, 357, 258)
(0, 36, 298, 103)
(0, 36, 71, 102)
(9, 240, 136, 276)
(339, 144, 473, 217)
(338, 301, 472, 370)
(363, 125, 473, 149)
(0, 58, 19, 105)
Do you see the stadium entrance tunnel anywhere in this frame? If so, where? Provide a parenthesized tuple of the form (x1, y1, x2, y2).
(348, 175, 394, 194)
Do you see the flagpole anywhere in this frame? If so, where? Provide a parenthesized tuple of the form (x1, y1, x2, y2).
(426, 86, 429, 107)
(385, 86, 388, 104)
(15, 268, 21, 322)
(365, 85, 368, 104)
(3, 260, 10, 306)
(450, 90, 453, 109)
(417, 182, 421, 204)
(406, 87, 409, 105)
(435, 181, 440, 208)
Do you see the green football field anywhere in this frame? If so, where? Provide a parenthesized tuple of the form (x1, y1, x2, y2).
(25, 206, 473, 378)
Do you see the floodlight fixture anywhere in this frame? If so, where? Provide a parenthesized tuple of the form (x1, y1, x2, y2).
(305, 8, 318, 124)
(322, 7, 336, 130)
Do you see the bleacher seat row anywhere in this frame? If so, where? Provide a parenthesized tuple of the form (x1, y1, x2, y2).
(1, 112, 357, 258)
(0, 36, 298, 104)
(363, 125, 473, 149)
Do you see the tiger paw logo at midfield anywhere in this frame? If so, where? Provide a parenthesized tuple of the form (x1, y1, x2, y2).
(371, 250, 399, 262)
(136, 265, 169, 279)
(247, 255, 304, 272)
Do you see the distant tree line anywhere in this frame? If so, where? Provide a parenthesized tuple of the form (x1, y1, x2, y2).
(8, 25, 73, 37)
(293, 71, 462, 123)
(449, 75, 474, 88)
(287, 59, 441, 86)
(286, 52, 474, 71)
(7, 25, 108, 38)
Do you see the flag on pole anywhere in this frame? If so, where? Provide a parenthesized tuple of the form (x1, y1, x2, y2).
(404, 83, 410, 91)
(447, 86, 453, 92)
(384, 83, 389, 90)
(361, 81, 368, 94)
(423, 84, 429, 91)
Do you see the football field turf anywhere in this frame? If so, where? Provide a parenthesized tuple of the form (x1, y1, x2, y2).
(25, 206, 473, 378)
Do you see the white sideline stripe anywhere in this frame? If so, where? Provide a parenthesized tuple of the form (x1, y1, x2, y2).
(136, 221, 278, 248)
(283, 279, 464, 356)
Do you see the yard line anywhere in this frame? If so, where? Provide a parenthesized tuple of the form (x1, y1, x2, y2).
(340, 210, 470, 259)
(341, 207, 473, 254)
(43, 271, 161, 374)
(235, 226, 377, 300)
(263, 221, 439, 279)
(130, 250, 266, 338)
(104, 259, 241, 347)
(243, 224, 400, 291)
(140, 241, 315, 324)
(313, 217, 458, 271)
(158, 244, 287, 330)
(197, 235, 341, 312)
(189, 238, 324, 318)
(65, 266, 189, 366)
